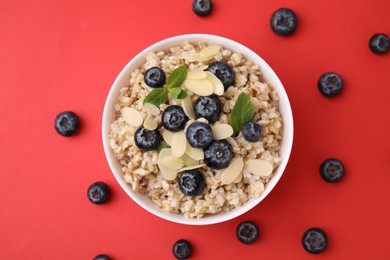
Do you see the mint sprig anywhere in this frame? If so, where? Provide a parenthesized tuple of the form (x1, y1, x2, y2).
(229, 92, 254, 133)
(143, 65, 188, 107)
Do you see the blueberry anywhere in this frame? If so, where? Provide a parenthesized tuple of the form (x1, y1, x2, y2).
(93, 254, 111, 260)
(186, 122, 213, 148)
(194, 95, 221, 123)
(270, 8, 298, 36)
(318, 72, 343, 97)
(162, 105, 189, 132)
(178, 170, 205, 197)
(236, 221, 259, 244)
(242, 121, 262, 142)
(206, 61, 235, 90)
(320, 158, 345, 182)
(134, 126, 162, 151)
(302, 228, 328, 254)
(172, 239, 192, 259)
(87, 182, 110, 204)
(369, 33, 390, 54)
(203, 140, 232, 169)
(54, 111, 80, 136)
(144, 67, 166, 88)
(192, 0, 212, 17)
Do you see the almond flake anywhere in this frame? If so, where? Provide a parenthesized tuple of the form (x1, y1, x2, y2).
(121, 107, 143, 127)
(158, 148, 177, 180)
(200, 45, 221, 58)
(184, 78, 214, 96)
(221, 157, 244, 185)
(161, 156, 184, 170)
(185, 144, 204, 160)
(192, 53, 214, 62)
(182, 96, 196, 119)
(187, 70, 208, 80)
(181, 154, 198, 166)
(205, 71, 224, 96)
(143, 103, 161, 116)
(225, 137, 239, 148)
(198, 65, 209, 71)
(143, 118, 158, 130)
(234, 172, 243, 183)
(171, 131, 187, 158)
(162, 130, 174, 145)
(177, 163, 206, 173)
(212, 124, 234, 140)
(245, 159, 274, 177)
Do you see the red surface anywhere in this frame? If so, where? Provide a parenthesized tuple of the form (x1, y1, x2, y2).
(1, 0, 389, 259)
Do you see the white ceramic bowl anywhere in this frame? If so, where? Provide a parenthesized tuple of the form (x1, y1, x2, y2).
(102, 34, 293, 225)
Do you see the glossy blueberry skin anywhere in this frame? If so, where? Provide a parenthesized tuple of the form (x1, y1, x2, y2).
(369, 33, 390, 54)
(54, 111, 80, 136)
(186, 122, 213, 148)
(236, 221, 259, 244)
(144, 67, 166, 88)
(270, 8, 298, 36)
(206, 61, 235, 90)
(192, 0, 212, 17)
(242, 121, 262, 142)
(302, 228, 328, 254)
(318, 72, 343, 97)
(162, 105, 189, 132)
(134, 126, 162, 151)
(203, 140, 232, 169)
(172, 239, 192, 259)
(320, 158, 345, 182)
(179, 170, 205, 197)
(194, 95, 221, 123)
(93, 254, 111, 260)
(87, 182, 110, 205)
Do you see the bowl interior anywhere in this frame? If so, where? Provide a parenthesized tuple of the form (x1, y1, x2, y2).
(102, 34, 294, 225)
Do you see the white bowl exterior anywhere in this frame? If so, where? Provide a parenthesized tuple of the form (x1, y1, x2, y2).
(102, 34, 294, 225)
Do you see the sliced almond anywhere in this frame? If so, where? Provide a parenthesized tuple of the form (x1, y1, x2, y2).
(184, 78, 214, 96)
(187, 70, 208, 80)
(225, 137, 239, 148)
(171, 131, 187, 158)
(162, 130, 174, 145)
(143, 118, 158, 130)
(182, 96, 196, 119)
(185, 144, 204, 160)
(121, 107, 143, 127)
(143, 103, 161, 116)
(245, 159, 274, 177)
(192, 53, 214, 62)
(221, 157, 244, 185)
(181, 154, 198, 166)
(234, 172, 243, 183)
(177, 163, 206, 173)
(205, 71, 224, 96)
(198, 65, 208, 71)
(212, 124, 234, 140)
(157, 148, 177, 180)
(200, 45, 221, 58)
(161, 156, 184, 170)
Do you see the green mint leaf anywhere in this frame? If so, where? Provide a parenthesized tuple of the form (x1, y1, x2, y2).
(229, 92, 254, 133)
(166, 65, 188, 89)
(143, 88, 168, 107)
(170, 88, 187, 99)
(157, 144, 171, 153)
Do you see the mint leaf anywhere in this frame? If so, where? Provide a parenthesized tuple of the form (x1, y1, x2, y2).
(143, 88, 168, 107)
(170, 88, 187, 99)
(229, 92, 254, 133)
(157, 144, 171, 153)
(166, 65, 188, 89)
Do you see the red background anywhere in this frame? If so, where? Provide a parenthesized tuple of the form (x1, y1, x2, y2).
(1, 0, 389, 259)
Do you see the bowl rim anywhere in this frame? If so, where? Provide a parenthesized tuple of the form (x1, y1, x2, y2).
(102, 33, 294, 225)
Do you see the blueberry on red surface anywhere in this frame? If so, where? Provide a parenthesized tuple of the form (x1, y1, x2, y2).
(203, 140, 232, 169)
(186, 122, 213, 148)
(194, 95, 221, 123)
(320, 158, 345, 182)
(270, 8, 298, 36)
(302, 228, 328, 254)
(134, 126, 162, 151)
(144, 67, 166, 88)
(206, 61, 235, 90)
(179, 170, 205, 197)
(236, 221, 259, 244)
(242, 121, 262, 142)
(54, 111, 80, 137)
(369, 33, 390, 54)
(93, 254, 111, 260)
(87, 182, 110, 205)
(192, 0, 212, 17)
(173, 239, 192, 259)
(318, 72, 343, 97)
(162, 105, 189, 132)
